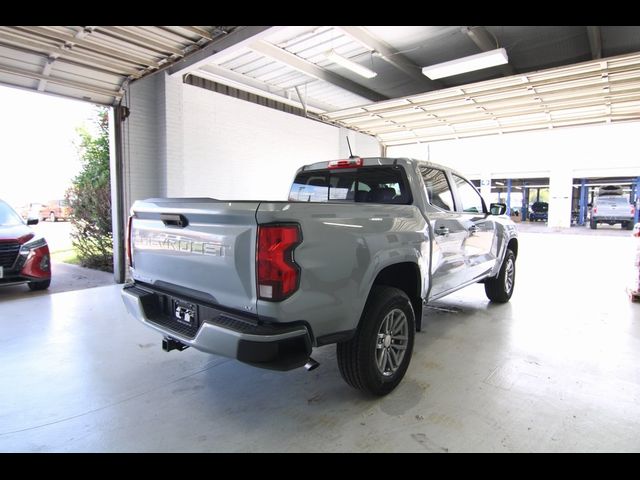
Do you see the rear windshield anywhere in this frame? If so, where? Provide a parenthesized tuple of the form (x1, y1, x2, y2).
(289, 166, 412, 204)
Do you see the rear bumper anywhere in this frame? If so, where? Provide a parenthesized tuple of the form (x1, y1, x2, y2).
(121, 283, 312, 371)
(593, 216, 632, 222)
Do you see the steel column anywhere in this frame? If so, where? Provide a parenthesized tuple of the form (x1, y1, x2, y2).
(506, 179, 512, 215)
(635, 177, 640, 224)
(579, 178, 587, 225)
(109, 105, 127, 283)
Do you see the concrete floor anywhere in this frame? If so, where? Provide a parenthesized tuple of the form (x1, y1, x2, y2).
(1, 231, 639, 452)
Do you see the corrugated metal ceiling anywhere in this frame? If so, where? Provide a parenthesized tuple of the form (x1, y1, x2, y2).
(187, 26, 640, 144)
(3, 26, 640, 145)
(0, 26, 235, 105)
(201, 26, 374, 111)
(321, 52, 640, 145)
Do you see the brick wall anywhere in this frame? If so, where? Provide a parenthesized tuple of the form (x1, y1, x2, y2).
(122, 72, 380, 205)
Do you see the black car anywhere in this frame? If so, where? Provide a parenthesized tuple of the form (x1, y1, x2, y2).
(528, 201, 549, 222)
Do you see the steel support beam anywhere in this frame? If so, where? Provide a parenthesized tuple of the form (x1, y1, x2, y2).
(250, 40, 387, 102)
(37, 55, 57, 91)
(462, 26, 515, 76)
(109, 105, 127, 283)
(587, 26, 602, 60)
(635, 177, 640, 224)
(294, 85, 307, 116)
(336, 25, 440, 90)
(579, 178, 587, 225)
(522, 184, 528, 221)
(506, 178, 512, 215)
(196, 64, 333, 112)
(168, 26, 278, 77)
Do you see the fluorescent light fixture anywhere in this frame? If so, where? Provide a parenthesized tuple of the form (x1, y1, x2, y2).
(422, 48, 509, 80)
(326, 50, 377, 79)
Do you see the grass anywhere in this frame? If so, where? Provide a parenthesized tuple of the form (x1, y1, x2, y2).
(50, 248, 81, 265)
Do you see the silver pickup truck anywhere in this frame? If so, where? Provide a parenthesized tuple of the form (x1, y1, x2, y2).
(590, 195, 635, 230)
(122, 157, 518, 395)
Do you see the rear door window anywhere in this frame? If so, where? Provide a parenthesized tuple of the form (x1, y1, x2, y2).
(289, 166, 412, 204)
(419, 167, 454, 211)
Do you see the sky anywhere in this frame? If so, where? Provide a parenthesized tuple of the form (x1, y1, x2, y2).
(0, 84, 99, 209)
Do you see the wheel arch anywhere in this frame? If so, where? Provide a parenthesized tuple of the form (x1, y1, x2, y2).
(507, 237, 518, 258)
(367, 262, 422, 331)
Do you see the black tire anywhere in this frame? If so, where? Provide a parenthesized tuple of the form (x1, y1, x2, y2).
(485, 249, 516, 303)
(28, 279, 51, 291)
(590, 218, 597, 229)
(625, 221, 634, 231)
(337, 286, 415, 396)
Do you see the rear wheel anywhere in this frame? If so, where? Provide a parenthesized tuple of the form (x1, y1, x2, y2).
(625, 221, 634, 230)
(28, 279, 51, 291)
(337, 286, 415, 396)
(590, 218, 597, 229)
(485, 249, 516, 303)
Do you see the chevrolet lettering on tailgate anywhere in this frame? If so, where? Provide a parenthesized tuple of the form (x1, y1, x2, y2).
(133, 231, 225, 257)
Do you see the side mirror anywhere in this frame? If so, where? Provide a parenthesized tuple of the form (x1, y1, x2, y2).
(489, 203, 507, 215)
(27, 218, 39, 225)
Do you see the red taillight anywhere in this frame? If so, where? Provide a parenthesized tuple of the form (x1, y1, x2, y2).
(631, 206, 636, 215)
(593, 206, 597, 214)
(257, 224, 301, 301)
(328, 157, 363, 169)
(127, 215, 134, 268)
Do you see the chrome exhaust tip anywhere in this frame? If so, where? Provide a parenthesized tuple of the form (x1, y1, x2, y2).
(304, 358, 320, 371)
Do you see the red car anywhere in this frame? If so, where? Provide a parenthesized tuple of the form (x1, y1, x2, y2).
(0, 199, 51, 290)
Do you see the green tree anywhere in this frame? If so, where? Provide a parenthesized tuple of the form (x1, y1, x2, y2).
(67, 107, 113, 271)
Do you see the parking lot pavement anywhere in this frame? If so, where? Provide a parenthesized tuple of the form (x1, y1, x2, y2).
(0, 261, 114, 301)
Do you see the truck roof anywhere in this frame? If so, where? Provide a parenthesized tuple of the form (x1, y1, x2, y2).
(298, 157, 467, 179)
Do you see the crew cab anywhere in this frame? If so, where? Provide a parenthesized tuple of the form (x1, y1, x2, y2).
(122, 158, 518, 395)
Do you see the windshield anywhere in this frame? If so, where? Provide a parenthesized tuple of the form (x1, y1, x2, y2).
(0, 200, 24, 226)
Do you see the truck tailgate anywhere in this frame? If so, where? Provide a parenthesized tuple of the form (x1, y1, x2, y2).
(130, 199, 259, 313)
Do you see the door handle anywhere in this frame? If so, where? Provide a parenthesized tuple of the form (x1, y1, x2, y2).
(468, 224, 479, 234)
(160, 213, 189, 228)
(435, 226, 449, 236)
